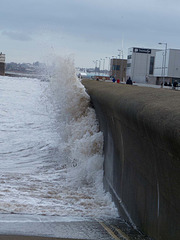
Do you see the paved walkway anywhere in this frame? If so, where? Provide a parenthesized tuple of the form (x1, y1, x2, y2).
(0, 214, 151, 240)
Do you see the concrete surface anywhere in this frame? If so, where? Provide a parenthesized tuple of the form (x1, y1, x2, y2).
(0, 214, 151, 240)
(0, 237, 82, 240)
(82, 79, 180, 240)
(0, 214, 113, 240)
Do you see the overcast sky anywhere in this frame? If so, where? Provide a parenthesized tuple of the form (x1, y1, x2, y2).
(0, 0, 180, 67)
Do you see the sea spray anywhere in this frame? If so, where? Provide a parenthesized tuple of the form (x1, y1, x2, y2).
(0, 58, 119, 218)
(47, 56, 104, 187)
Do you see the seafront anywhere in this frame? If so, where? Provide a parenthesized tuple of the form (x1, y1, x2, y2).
(0, 214, 151, 240)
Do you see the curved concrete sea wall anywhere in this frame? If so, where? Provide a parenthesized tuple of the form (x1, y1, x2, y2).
(82, 79, 180, 240)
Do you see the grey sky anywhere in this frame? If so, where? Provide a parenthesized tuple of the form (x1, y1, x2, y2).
(0, 0, 179, 67)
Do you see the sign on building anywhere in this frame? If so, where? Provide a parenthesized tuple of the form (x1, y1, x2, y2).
(133, 48, 151, 54)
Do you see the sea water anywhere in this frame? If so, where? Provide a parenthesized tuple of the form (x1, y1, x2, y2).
(0, 57, 118, 219)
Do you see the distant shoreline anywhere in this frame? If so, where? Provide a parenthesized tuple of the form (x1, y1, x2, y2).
(5, 71, 40, 78)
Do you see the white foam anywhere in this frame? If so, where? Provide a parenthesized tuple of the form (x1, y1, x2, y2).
(0, 57, 119, 219)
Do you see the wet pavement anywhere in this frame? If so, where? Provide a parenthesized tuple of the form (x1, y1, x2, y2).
(0, 214, 152, 240)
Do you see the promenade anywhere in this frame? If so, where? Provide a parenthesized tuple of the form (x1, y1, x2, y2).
(0, 214, 151, 240)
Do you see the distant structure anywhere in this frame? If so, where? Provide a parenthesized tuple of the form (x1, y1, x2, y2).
(0, 53, 5, 75)
(77, 72, 87, 79)
(154, 49, 180, 85)
(126, 47, 180, 85)
(110, 58, 127, 82)
(126, 47, 159, 84)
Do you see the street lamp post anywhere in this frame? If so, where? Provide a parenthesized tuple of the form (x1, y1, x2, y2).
(95, 60, 98, 75)
(118, 49, 122, 59)
(99, 59, 101, 75)
(106, 57, 111, 74)
(105, 57, 108, 74)
(118, 49, 124, 81)
(103, 59, 105, 73)
(112, 56, 117, 78)
(93, 60, 98, 75)
(93, 60, 96, 75)
(158, 42, 167, 87)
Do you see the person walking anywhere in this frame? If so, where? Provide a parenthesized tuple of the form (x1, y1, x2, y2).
(173, 80, 178, 90)
(126, 77, 132, 85)
(112, 77, 116, 83)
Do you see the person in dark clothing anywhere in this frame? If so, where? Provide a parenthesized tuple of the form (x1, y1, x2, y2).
(168, 82, 172, 87)
(126, 77, 132, 85)
(173, 80, 178, 90)
(112, 77, 116, 83)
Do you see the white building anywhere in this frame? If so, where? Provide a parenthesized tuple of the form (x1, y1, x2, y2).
(154, 49, 180, 85)
(126, 47, 160, 84)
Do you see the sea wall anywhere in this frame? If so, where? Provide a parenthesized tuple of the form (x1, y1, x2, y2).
(82, 79, 180, 240)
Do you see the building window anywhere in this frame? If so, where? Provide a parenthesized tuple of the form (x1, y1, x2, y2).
(149, 56, 154, 75)
(127, 63, 131, 68)
(113, 65, 120, 71)
(127, 55, 132, 59)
